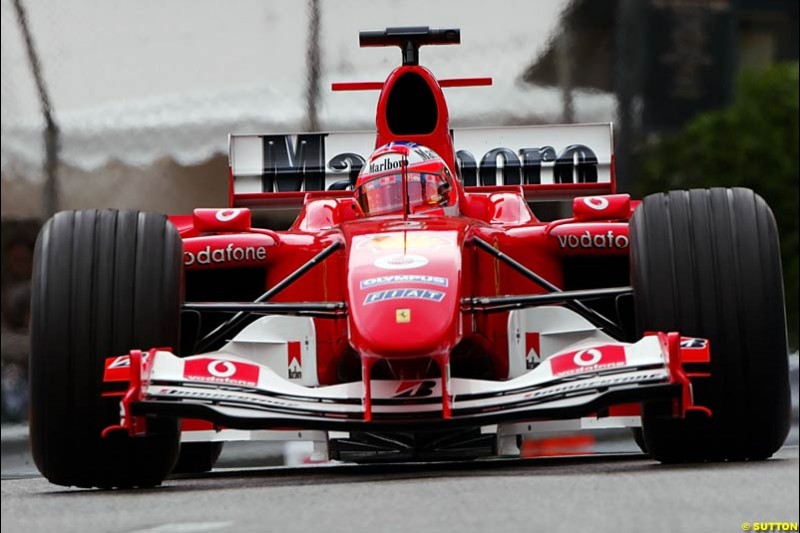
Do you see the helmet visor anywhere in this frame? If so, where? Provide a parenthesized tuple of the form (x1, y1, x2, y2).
(357, 172, 451, 216)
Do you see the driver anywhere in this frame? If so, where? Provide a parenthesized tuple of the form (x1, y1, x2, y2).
(355, 142, 458, 217)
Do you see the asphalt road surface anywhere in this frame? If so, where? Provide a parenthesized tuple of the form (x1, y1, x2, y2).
(2, 446, 798, 533)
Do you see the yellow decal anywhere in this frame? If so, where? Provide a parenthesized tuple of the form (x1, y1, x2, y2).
(395, 308, 411, 323)
(362, 233, 447, 251)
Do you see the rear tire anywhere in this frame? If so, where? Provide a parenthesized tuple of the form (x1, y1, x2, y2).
(30, 210, 182, 488)
(630, 188, 791, 462)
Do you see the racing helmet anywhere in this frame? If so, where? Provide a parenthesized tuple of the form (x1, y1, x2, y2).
(355, 142, 457, 217)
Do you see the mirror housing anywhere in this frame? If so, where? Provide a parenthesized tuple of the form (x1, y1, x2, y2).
(193, 208, 252, 233)
(572, 194, 631, 222)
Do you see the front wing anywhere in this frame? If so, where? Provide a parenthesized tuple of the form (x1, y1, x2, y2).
(103, 332, 710, 436)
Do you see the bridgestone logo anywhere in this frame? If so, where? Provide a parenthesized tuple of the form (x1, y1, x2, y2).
(154, 388, 298, 409)
(556, 231, 629, 249)
(184, 244, 267, 266)
(369, 158, 405, 173)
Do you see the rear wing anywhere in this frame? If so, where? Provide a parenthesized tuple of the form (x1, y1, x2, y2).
(229, 123, 614, 209)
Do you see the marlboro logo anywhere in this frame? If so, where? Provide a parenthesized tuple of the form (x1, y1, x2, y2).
(287, 341, 302, 380)
(368, 157, 406, 173)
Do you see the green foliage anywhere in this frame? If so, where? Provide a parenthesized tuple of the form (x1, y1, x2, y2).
(636, 63, 799, 348)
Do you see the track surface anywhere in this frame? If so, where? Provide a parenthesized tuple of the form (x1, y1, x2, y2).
(2, 447, 798, 533)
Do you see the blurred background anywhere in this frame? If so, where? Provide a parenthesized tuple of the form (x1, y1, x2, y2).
(1, 0, 797, 428)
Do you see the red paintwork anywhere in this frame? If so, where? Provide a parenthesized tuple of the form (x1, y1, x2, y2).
(331, 81, 385, 91)
(374, 65, 456, 172)
(101, 349, 151, 438)
(571, 194, 631, 221)
(654, 332, 714, 419)
(608, 403, 641, 417)
(331, 77, 492, 91)
(193, 208, 252, 233)
(438, 77, 493, 88)
(344, 219, 466, 360)
(182, 419, 215, 432)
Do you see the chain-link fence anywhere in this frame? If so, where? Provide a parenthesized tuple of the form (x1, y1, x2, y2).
(1, 0, 617, 219)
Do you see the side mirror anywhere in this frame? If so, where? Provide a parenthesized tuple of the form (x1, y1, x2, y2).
(192, 208, 252, 233)
(572, 194, 631, 222)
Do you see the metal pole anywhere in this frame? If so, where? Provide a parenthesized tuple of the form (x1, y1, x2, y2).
(472, 237, 626, 339)
(197, 241, 342, 351)
(614, 0, 644, 194)
(183, 301, 346, 319)
(466, 286, 633, 313)
(12, 0, 60, 218)
(556, 26, 574, 124)
(304, 0, 321, 132)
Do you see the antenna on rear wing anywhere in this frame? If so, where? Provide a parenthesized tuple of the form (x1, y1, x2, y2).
(359, 26, 460, 66)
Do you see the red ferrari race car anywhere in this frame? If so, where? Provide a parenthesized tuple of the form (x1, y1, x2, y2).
(29, 27, 792, 489)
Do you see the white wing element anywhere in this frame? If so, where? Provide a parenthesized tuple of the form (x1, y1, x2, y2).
(220, 315, 318, 386)
(229, 123, 614, 201)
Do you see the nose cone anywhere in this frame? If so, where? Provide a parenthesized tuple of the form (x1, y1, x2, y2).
(347, 228, 462, 359)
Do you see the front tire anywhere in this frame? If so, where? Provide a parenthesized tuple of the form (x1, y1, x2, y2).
(30, 210, 182, 488)
(630, 188, 791, 462)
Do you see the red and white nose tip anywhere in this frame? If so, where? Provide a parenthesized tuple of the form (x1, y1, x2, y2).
(360, 352, 452, 422)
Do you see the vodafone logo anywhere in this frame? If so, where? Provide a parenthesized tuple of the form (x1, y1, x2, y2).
(207, 360, 237, 378)
(183, 243, 267, 266)
(184, 358, 260, 386)
(556, 230, 629, 250)
(584, 196, 609, 211)
(573, 349, 602, 367)
(215, 209, 241, 222)
(550, 345, 627, 376)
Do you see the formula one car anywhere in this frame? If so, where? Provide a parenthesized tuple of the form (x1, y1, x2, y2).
(29, 27, 791, 489)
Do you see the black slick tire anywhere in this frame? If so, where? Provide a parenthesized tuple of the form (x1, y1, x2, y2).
(630, 188, 791, 462)
(30, 210, 182, 488)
